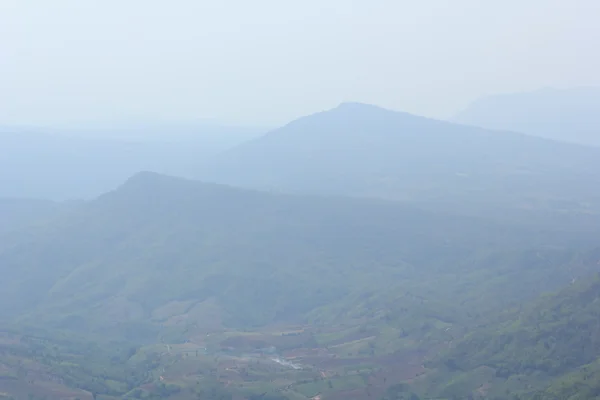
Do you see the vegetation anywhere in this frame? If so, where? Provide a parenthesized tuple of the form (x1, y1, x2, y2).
(2, 172, 588, 337)
(416, 273, 600, 399)
(3, 103, 600, 398)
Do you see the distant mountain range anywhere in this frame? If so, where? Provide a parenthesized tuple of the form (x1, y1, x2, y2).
(3, 97, 600, 399)
(0, 197, 59, 234)
(0, 123, 263, 200)
(453, 87, 600, 146)
(200, 102, 600, 222)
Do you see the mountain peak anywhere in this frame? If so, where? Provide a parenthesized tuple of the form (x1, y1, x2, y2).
(122, 170, 165, 186)
(332, 102, 396, 115)
(111, 171, 190, 198)
(335, 101, 383, 109)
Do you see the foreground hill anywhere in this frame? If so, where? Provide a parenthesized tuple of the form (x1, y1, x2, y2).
(0, 172, 593, 341)
(200, 102, 600, 221)
(1, 173, 600, 399)
(419, 265, 600, 399)
(453, 87, 600, 146)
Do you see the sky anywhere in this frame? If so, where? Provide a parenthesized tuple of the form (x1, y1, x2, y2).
(1, 0, 599, 127)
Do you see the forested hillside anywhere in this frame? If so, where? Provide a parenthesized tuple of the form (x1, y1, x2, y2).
(3, 104, 600, 398)
(418, 267, 600, 399)
(1, 171, 599, 399)
(2, 0, 598, 398)
(2, 105, 600, 400)
(2, 171, 585, 337)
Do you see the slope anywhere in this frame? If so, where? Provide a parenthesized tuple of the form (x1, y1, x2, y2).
(453, 87, 600, 146)
(1, 174, 600, 399)
(0, 172, 589, 341)
(200, 102, 600, 221)
(418, 258, 600, 399)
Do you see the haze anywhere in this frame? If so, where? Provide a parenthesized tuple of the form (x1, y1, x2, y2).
(2, 0, 599, 126)
(4, 1, 600, 399)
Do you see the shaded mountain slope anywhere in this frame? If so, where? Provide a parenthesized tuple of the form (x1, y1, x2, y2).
(0, 172, 590, 340)
(1, 174, 599, 399)
(200, 103, 600, 221)
(420, 262, 600, 399)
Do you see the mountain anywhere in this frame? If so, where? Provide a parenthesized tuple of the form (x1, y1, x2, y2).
(199, 102, 600, 222)
(0, 123, 263, 200)
(5, 104, 600, 399)
(1, 173, 600, 399)
(453, 87, 600, 146)
(0, 172, 592, 340)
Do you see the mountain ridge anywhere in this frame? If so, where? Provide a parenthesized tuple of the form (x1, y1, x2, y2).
(453, 87, 600, 146)
(1, 171, 589, 338)
(1, 172, 600, 399)
(199, 102, 600, 222)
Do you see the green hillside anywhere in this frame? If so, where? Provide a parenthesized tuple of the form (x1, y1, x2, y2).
(418, 268, 600, 399)
(0, 173, 599, 399)
(0, 172, 591, 337)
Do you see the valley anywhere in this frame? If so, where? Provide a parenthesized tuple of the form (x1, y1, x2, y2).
(3, 1, 600, 398)
(1, 104, 600, 399)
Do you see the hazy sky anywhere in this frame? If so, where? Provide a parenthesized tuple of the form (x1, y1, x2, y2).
(1, 0, 599, 126)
